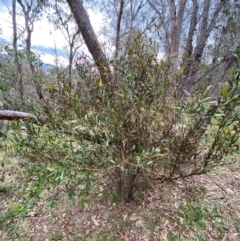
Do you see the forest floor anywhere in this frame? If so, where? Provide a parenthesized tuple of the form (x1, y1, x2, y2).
(1, 150, 240, 240)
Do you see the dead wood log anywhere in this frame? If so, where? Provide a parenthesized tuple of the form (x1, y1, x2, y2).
(0, 110, 37, 121)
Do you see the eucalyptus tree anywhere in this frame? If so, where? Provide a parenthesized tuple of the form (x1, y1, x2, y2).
(12, 0, 24, 104)
(113, 0, 148, 56)
(64, 0, 239, 98)
(50, 0, 84, 80)
(66, 0, 113, 84)
(148, 0, 187, 70)
(147, 0, 230, 96)
(115, 0, 124, 58)
(91, 0, 149, 57)
(0, 0, 46, 103)
(17, 0, 45, 100)
(209, 0, 240, 97)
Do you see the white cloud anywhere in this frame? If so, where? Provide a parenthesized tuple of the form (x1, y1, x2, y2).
(0, 12, 13, 41)
(0, 4, 113, 64)
(0, 6, 106, 47)
(32, 17, 67, 48)
(35, 51, 68, 66)
(88, 9, 103, 35)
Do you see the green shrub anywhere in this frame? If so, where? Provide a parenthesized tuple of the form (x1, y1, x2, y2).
(9, 36, 240, 204)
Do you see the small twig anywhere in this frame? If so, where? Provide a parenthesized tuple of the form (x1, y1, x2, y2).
(206, 173, 229, 195)
(154, 205, 181, 214)
(222, 234, 227, 241)
(193, 60, 225, 85)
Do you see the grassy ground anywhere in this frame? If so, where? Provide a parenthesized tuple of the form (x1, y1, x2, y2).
(1, 142, 240, 241)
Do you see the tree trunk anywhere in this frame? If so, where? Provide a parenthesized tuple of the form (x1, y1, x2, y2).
(167, 0, 187, 70)
(147, 0, 170, 55)
(179, 0, 227, 95)
(68, 31, 81, 80)
(115, 0, 124, 58)
(69, 43, 74, 79)
(12, 0, 24, 105)
(17, 0, 44, 100)
(181, 0, 198, 75)
(66, 0, 113, 84)
(52, 3, 82, 81)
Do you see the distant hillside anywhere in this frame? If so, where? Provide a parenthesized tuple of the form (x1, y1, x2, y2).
(0, 37, 8, 44)
(0, 37, 66, 55)
(32, 45, 66, 57)
(0, 37, 67, 70)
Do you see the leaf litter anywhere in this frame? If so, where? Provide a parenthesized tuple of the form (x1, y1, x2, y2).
(1, 155, 240, 240)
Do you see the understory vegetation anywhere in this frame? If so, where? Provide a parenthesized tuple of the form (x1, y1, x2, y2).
(1, 32, 240, 240)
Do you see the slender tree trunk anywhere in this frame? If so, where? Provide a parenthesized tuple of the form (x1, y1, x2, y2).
(113, 0, 125, 80)
(193, 0, 227, 65)
(179, 0, 227, 95)
(12, 0, 24, 105)
(51, 2, 82, 82)
(147, 0, 170, 55)
(66, 0, 113, 84)
(167, 0, 187, 70)
(181, 0, 198, 74)
(69, 43, 74, 79)
(17, 0, 44, 100)
(25, 26, 44, 100)
(68, 31, 81, 80)
(148, 0, 186, 69)
(115, 0, 124, 58)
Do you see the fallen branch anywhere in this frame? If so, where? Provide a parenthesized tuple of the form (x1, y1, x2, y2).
(0, 110, 37, 121)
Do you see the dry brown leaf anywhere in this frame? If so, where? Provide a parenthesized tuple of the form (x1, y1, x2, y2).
(135, 219, 144, 227)
(129, 213, 138, 221)
(91, 215, 101, 226)
(67, 226, 74, 234)
(27, 211, 37, 217)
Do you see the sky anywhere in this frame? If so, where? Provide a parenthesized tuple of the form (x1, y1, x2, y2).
(0, 1, 107, 65)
